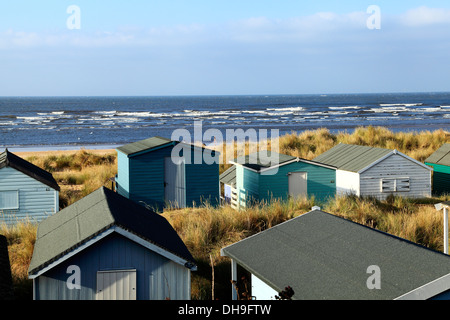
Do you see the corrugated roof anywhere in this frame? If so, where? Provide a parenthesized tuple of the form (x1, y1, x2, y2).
(425, 143, 450, 166)
(29, 187, 195, 276)
(116, 136, 174, 156)
(0, 149, 60, 191)
(219, 165, 236, 186)
(221, 210, 450, 300)
(233, 151, 296, 171)
(313, 143, 392, 173)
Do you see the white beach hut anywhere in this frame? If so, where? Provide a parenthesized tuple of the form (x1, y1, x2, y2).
(313, 143, 432, 200)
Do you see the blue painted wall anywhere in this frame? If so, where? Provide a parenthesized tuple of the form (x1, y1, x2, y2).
(236, 161, 336, 205)
(33, 232, 191, 300)
(116, 144, 219, 210)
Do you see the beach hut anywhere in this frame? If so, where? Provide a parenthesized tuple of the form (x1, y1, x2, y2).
(0, 149, 60, 225)
(425, 143, 450, 196)
(115, 136, 220, 210)
(219, 165, 236, 205)
(221, 209, 450, 300)
(228, 151, 336, 209)
(28, 187, 196, 300)
(313, 143, 432, 200)
(0, 234, 14, 300)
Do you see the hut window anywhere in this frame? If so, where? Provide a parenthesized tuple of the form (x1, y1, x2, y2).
(381, 178, 410, 193)
(0, 190, 19, 210)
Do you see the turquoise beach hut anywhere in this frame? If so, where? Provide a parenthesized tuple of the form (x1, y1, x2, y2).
(115, 136, 220, 211)
(425, 143, 450, 196)
(229, 151, 336, 209)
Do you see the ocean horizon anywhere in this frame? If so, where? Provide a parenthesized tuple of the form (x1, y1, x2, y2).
(1, 92, 449, 152)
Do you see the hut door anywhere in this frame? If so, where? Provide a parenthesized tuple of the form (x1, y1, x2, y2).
(96, 269, 137, 300)
(164, 157, 186, 208)
(289, 172, 307, 198)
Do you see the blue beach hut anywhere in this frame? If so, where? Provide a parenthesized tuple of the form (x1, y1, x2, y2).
(28, 187, 196, 300)
(115, 136, 220, 210)
(0, 149, 60, 225)
(229, 151, 336, 209)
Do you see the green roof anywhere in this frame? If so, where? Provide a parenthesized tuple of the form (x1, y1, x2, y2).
(425, 144, 450, 166)
(116, 136, 174, 156)
(313, 143, 392, 173)
(233, 151, 296, 171)
(221, 210, 450, 300)
(29, 187, 195, 276)
(219, 165, 236, 186)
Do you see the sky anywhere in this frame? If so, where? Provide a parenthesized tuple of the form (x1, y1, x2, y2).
(1, 1, 450, 96)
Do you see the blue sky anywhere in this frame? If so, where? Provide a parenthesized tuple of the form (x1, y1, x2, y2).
(1, 1, 450, 96)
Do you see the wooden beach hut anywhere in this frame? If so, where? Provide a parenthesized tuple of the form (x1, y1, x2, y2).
(228, 151, 336, 209)
(425, 143, 450, 196)
(221, 209, 450, 300)
(115, 136, 220, 211)
(0, 149, 60, 225)
(28, 187, 196, 300)
(313, 143, 432, 200)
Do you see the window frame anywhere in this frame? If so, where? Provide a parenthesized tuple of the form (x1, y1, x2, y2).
(0, 190, 19, 210)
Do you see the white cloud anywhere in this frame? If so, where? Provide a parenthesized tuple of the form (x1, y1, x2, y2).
(400, 6, 450, 27)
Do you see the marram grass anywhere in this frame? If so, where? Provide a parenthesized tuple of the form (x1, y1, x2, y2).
(2, 127, 449, 299)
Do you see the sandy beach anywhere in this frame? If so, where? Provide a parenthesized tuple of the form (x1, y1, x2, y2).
(13, 148, 117, 158)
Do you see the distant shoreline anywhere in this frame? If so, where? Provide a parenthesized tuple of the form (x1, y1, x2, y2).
(6, 144, 120, 154)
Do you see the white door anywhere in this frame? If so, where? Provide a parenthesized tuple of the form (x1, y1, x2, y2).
(164, 157, 186, 208)
(289, 172, 307, 198)
(96, 269, 137, 300)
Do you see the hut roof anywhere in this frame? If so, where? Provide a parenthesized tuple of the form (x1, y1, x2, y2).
(221, 210, 450, 300)
(0, 149, 60, 191)
(29, 187, 196, 276)
(425, 144, 450, 166)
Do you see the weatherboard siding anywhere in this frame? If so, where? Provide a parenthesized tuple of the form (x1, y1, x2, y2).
(116, 151, 130, 198)
(360, 154, 431, 199)
(336, 170, 360, 196)
(236, 161, 336, 205)
(0, 167, 58, 225)
(425, 163, 450, 196)
(117, 145, 220, 210)
(129, 147, 172, 209)
(258, 162, 335, 202)
(33, 232, 191, 300)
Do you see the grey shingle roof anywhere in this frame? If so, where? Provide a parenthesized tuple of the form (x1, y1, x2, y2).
(116, 136, 174, 156)
(425, 144, 450, 166)
(313, 143, 392, 173)
(219, 166, 236, 186)
(221, 210, 450, 300)
(29, 187, 195, 276)
(0, 149, 60, 191)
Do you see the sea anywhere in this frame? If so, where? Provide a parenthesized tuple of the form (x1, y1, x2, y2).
(0, 92, 449, 151)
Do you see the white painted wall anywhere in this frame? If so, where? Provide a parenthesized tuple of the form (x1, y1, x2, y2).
(336, 170, 360, 196)
(251, 274, 278, 300)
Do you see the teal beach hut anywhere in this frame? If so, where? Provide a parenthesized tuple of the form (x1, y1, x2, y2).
(115, 136, 220, 210)
(425, 143, 450, 196)
(229, 151, 336, 208)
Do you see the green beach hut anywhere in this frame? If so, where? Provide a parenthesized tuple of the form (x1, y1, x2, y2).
(115, 136, 220, 211)
(229, 151, 336, 209)
(425, 143, 450, 196)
